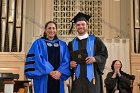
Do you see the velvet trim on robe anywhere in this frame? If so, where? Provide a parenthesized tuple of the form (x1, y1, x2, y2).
(24, 38, 71, 93)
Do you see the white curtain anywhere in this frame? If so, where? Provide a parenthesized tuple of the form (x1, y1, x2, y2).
(103, 39, 130, 93)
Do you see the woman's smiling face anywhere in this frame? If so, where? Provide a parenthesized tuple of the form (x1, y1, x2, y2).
(45, 23, 57, 40)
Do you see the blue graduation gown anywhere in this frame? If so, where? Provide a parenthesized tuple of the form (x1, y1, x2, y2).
(25, 38, 71, 93)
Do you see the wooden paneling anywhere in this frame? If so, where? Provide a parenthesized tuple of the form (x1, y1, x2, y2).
(0, 52, 25, 80)
(131, 53, 140, 93)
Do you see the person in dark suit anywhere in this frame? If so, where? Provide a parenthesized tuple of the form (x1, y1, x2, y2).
(104, 60, 135, 93)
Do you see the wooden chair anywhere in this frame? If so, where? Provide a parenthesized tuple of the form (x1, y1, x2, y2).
(104, 75, 135, 93)
(0, 73, 31, 93)
(0, 73, 17, 92)
(129, 75, 135, 93)
(138, 83, 140, 90)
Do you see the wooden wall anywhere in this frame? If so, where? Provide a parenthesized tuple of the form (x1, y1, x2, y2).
(0, 52, 25, 80)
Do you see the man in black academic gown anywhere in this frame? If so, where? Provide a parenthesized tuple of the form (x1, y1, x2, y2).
(68, 12, 108, 93)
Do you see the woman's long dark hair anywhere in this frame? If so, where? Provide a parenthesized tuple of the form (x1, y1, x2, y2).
(111, 60, 122, 72)
(111, 60, 135, 80)
(43, 21, 57, 37)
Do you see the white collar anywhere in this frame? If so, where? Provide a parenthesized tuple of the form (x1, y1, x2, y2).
(77, 33, 89, 40)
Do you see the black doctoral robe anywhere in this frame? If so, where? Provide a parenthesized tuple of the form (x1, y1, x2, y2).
(68, 35, 108, 93)
(104, 71, 135, 93)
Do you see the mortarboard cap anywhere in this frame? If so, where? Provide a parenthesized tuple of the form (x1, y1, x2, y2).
(70, 49, 88, 64)
(69, 12, 91, 34)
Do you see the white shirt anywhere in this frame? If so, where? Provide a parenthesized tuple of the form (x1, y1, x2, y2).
(77, 33, 89, 40)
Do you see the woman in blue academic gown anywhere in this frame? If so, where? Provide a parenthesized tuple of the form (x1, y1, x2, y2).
(24, 21, 71, 93)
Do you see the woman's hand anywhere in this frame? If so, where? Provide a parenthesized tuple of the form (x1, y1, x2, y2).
(114, 68, 118, 74)
(117, 68, 121, 77)
(53, 71, 62, 80)
(114, 68, 121, 77)
(50, 71, 62, 80)
(50, 71, 56, 76)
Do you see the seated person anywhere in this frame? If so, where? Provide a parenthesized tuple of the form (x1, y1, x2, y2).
(104, 60, 135, 93)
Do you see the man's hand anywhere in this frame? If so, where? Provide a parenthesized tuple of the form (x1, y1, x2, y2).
(70, 61, 77, 68)
(86, 56, 96, 64)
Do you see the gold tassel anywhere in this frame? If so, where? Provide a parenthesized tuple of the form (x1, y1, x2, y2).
(73, 73, 75, 81)
(93, 77, 95, 84)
